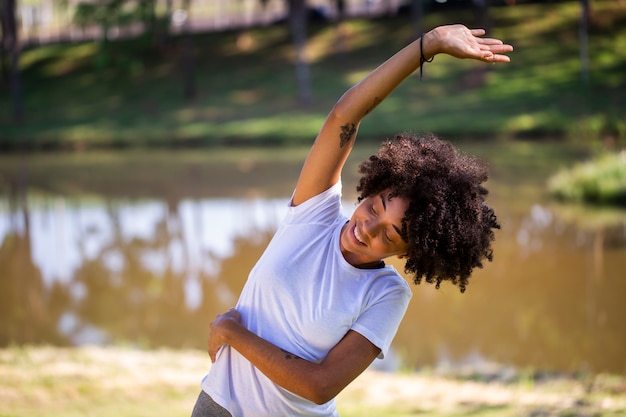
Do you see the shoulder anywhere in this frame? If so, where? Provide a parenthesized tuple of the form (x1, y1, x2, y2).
(284, 180, 343, 225)
(357, 267, 412, 305)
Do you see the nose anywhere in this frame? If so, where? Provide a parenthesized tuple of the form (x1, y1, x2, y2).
(362, 218, 380, 239)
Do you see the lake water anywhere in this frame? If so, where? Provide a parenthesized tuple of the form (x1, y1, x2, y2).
(1, 144, 625, 375)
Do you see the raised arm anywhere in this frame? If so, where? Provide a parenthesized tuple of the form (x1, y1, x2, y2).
(291, 24, 513, 206)
(208, 309, 380, 405)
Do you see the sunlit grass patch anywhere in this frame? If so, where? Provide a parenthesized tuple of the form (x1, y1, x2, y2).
(1, 346, 626, 417)
(0, 346, 208, 417)
(20, 42, 99, 77)
(548, 151, 626, 207)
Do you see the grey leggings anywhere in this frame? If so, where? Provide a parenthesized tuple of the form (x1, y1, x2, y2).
(191, 391, 232, 417)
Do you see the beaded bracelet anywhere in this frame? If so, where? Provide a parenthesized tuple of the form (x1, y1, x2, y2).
(419, 33, 434, 80)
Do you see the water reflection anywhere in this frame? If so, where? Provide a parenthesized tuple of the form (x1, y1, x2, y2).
(1, 197, 288, 288)
(1, 150, 625, 375)
(0, 193, 290, 348)
(392, 201, 626, 375)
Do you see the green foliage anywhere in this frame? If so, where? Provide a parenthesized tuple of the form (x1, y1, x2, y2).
(73, 0, 136, 36)
(72, 0, 161, 72)
(1, 1, 625, 149)
(548, 151, 626, 207)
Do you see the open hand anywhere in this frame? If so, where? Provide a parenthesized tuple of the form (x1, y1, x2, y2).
(208, 308, 241, 362)
(428, 25, 513, 63)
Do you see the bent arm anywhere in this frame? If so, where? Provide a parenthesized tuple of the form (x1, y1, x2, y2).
(209, 310, 380, 405)
(292, 24, 513, 206)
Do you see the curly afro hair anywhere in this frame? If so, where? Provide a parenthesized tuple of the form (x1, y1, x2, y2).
(356, 132, 500, 293)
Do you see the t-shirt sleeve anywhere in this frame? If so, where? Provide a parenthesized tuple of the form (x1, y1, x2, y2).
(283, 180, 343, 225)
(350, 276, 412, 359)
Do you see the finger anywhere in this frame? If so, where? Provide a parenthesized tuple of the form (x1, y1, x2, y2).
(477, 37, 505, 46)
(469, 28, 486, 37)
(229, 308, 241, 320)
(480, 44, 513, 55)
(487, 43, 514, 52)
(488, 54, 511, 63)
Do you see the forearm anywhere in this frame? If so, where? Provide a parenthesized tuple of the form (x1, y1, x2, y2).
(332, 31, 439, 123)
(221, 321, 335, 404)
(291, 31, 439, 204)
(292, 24, 511, 204)
(332, 23, 514, 123)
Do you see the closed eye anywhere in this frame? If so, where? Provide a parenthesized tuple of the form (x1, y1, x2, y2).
(381, 194, 404, 242)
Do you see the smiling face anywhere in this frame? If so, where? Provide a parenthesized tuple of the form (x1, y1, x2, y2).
(340, 190, 410, 269)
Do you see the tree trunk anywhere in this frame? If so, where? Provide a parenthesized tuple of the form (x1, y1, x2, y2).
(0, 3, 10, 86)
(410, 0, 424, 40)
(154, 0, 173, 47)
(1, 0, 23, 120)
(181, 0, 196, 101)
(336, 0, 346, 20)
(139, 0, 157, 35)
(288, 0, 312, 106)
(579, 0, 591, 83)
(471, 0, 492, 34)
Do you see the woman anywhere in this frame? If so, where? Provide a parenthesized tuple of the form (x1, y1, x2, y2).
(192, 24, 513, 417)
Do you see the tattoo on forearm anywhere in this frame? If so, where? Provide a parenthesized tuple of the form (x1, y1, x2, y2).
(339, 123, 356, 148)
(365, 97, 382, 115)
(281, 349, 302, 360)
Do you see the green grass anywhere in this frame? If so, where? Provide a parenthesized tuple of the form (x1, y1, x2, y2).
(1, 1, 625, 150)
(548, 150, 626, 206)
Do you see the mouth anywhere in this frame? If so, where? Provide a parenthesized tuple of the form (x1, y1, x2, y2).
(353, 225, 366, 246)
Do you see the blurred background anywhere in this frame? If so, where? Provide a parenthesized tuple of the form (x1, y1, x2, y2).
(1, 0, 625, 383)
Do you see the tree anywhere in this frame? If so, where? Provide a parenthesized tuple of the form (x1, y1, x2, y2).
(180, 0, 196, 101)
(255, 0, 313, 105)
(336, 0, 346, 20)
(0, 0, 23, 120)
(0, 0, 8, 85)
(287, 0, 312, 105)
(579, 0, 591, 83)
(410, 0, 425, 40)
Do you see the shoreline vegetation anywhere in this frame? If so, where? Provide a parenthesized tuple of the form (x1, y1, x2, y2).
(0, 1, 625, 151)
(548, 150, 626, 207)
(1, 346, 625, 417)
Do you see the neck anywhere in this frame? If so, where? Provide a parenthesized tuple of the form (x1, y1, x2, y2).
(356, 260, 385, 269)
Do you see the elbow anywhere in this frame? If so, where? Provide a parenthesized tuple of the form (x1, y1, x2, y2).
(307, 390, 336, 406)
(310, 390, 334, 406)
(301, 376, 340, 405)
(328, 94, 362, 125)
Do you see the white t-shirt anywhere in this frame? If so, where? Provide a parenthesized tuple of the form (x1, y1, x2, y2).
(202, 181, 412, 417)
